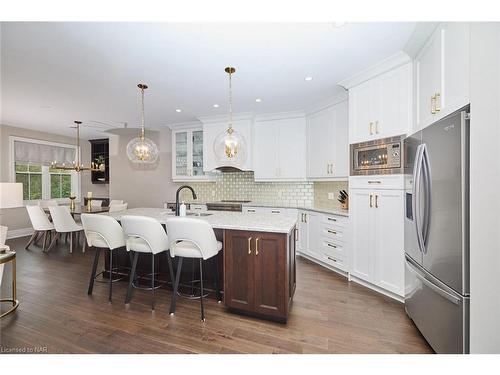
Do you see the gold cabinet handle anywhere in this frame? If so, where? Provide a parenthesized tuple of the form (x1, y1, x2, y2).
(326, 163, 329, 174)
(374, 121, 379, 134)
(369, 194, 373, 208)
(327, 217, 337, 222)
(431, 95, 436, 114)
(248, 237, 253, 255)
(255, 238, 259, 256)
(435, 92, 441, 112)
(327, 229, 337, 234)
(369, 122, 373, 135)
(375, 194, 379, 208)
(327, 243, 337, 248)
(304, 214, 307, 223)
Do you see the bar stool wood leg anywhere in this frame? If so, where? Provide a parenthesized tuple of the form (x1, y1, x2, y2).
(169, 257, 183, 315)
(125, 252, 139, 304)
(213, 255, 222, 303)
(88, 247, 101, 295)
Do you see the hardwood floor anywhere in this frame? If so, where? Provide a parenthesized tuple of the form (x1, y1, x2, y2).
(0, 235, 432, 354)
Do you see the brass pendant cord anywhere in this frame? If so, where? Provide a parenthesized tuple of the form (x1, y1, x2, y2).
(140, 85, 146, 141)
(75, 121, 81, 168)
(228, 69, 233, 131)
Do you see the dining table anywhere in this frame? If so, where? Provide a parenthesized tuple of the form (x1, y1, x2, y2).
(43, 205, 109, 216)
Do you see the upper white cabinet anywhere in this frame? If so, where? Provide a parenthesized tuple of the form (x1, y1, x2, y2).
(415, 23, 470, 132)
(201, 116, 254, 172)
(253, 114, 306, 181)
(306, 99, 348, 179)
(348, 62, 413, 144)
(171, 126, 211, 181)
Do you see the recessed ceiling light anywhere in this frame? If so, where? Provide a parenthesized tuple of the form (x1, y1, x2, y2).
(213, 104, 219, 108)
(255, 98, 262, 103)
(175, 109, 182, 113)
(304, 76, 313, 81)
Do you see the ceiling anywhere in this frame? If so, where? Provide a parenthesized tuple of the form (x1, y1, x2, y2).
(0, 22, 417, 138)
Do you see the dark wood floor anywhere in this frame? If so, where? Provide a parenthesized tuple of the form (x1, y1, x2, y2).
(0, 235, 432, 354)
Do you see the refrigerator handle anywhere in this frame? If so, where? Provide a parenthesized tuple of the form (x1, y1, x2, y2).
(412, 144, 425, 254)
(406, 260, 461, 305)
(421, 144, 432, 252)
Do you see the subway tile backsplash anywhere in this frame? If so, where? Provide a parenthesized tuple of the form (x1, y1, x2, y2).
(179, 171, 348, 210)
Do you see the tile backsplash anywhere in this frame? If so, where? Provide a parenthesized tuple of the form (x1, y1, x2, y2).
(179, 171, 348, 211)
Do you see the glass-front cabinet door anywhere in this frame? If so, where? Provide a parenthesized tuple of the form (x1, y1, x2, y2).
(172, 127, 209, 181)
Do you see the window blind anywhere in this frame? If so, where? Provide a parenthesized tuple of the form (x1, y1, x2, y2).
(14, 140, 76, 166)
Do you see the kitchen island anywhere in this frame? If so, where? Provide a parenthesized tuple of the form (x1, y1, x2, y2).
(103, 208, 297, 322)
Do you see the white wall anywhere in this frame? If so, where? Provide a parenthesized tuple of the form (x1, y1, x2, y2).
(469, 23, 500, 353)
(108, 128, 180, 208)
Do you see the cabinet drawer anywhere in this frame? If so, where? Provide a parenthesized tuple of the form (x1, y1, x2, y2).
(320, 252, 347, 271)
(321, 214, 348, 228)
(244, 207, 263, 214)
(321, 237, 346, 257)
(349, 175, 404, 190)
(320, 225, 346, 242)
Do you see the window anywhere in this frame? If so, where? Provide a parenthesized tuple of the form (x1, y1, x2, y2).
(10, 137, 80, 202)
(15, 163, 43, 200)
(50, 168, 72, 199)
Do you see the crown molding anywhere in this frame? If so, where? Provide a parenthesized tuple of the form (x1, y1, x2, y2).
(403, 22, 440, 58)
(167, 120, 202, 130)
(305, 90, 348, 115)
(254, 110, 305, 122)
(338, 51, 411, 89)
(197, 112, 254, 125)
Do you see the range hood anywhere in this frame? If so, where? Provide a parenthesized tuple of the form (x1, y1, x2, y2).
(215, 166, 246, 173)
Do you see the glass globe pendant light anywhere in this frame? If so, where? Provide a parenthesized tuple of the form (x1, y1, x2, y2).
(213, 67, 247, 166)
(126, 83, 159, 164)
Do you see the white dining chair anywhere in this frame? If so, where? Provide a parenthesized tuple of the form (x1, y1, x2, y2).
(48, 206, 85, 253)
(121, 215, 174, 310)
(90, 200, 103, 209)
(109, 200, 123, 206)
(108, 202, 128, 212)
(81, 214, 126, 302)
(26, 205, 55, 252)
(38, 200, 59, 208)
(166, 217, 222, 321)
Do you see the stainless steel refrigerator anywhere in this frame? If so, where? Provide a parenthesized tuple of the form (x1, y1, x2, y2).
(404, 106, 470, 354)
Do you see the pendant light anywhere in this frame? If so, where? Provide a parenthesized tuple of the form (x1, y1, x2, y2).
(126, 83, 159, 164)
(51, 121, 105, 172)
(213, 67, 247, 165)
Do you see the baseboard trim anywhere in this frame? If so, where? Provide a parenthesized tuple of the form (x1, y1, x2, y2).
(349, 275, 404, 303)
(6, 227, 34, 240)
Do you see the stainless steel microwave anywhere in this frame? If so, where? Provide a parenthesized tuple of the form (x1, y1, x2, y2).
(350, 135, 405, 175)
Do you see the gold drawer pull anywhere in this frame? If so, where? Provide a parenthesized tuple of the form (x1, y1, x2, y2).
(271, 210, 280, 214)
(327, 243, 337, 248)
(327, 256, 338, 263)
(327, 229, 337, 235)
(247, 209, 255, 213)
(255, 238, 259, 256)
(368, 180, 381, 184)
(327, 217, 337, 222)
(248, 237, 252, 255)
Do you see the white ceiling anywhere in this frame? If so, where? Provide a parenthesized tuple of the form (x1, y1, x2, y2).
(0, 22, 416, 138)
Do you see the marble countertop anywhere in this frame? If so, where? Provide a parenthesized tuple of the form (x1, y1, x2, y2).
(103, 208, 297, 234)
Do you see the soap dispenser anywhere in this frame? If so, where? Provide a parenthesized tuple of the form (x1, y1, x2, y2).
(179, 201, 187, 217)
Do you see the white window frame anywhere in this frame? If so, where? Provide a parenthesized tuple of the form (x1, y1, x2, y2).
(9, 136, 81, 205)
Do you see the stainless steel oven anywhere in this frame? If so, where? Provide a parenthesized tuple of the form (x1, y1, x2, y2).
(350, 135, 405, 175)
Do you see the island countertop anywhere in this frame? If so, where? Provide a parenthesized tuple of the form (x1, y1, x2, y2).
(103, 207, 297, 234)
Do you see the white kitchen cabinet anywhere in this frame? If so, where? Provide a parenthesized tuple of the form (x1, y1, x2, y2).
(349, 62, 412, 144)
(415, 22, 470, 132)
(306, 100, 348, 179)
(297, 210, 320, 257)
(171, 127, 210, 181)
(253, 116, 306, 181)
(350, 187, 404, 297)
(201, 118, 254, 172)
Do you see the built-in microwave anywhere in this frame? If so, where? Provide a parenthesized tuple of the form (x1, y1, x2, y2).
(350, 135, 405, 175)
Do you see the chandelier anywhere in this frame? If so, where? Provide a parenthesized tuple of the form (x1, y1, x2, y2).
(50, 121, 105, 172)
(213, 67, 247, 165)
(126, 83, 159, 164)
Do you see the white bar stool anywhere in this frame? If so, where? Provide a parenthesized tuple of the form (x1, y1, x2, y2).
(81, 214, 126, 302)
(166, 217, 222, 321)
(121, 215, 174, 310)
